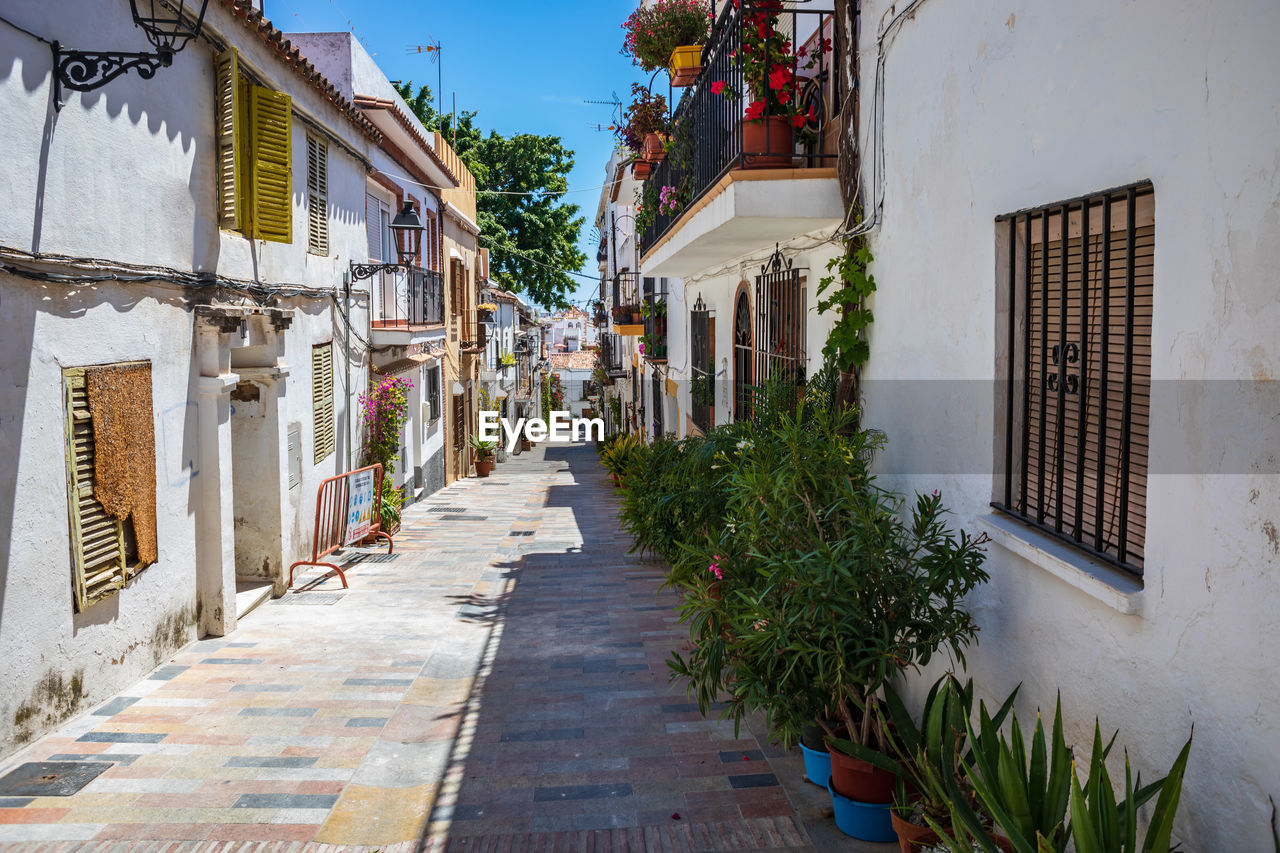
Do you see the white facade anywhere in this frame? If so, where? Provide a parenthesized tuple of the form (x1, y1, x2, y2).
(855, 1, 1280, 849)
(0, 0, 376, 756)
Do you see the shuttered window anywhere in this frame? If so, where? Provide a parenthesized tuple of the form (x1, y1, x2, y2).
(63, 366, 144, 612)
(312, 343, 336, 463)
(426, 366, 441, 420)
(366, 193, 385, 262)
(215, 49, 293, 243)
(995, 182, 1153, 574)
(452, 394, 465, 450)
(306, 135, 329, 255)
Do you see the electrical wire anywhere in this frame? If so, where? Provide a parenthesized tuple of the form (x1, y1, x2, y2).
(0, 12, 52, 45)
(375, 168, 624, 198)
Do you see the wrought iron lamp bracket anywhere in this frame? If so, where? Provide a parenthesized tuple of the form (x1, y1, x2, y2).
(349, 262, 407, 282)
(51, 40, 173, 110)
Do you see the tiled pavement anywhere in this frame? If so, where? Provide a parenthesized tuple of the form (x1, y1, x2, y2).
(0, 443, 891, 852)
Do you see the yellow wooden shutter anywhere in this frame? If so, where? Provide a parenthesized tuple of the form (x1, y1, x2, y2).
(215, 49, 243, 230)
(312, 343, 335, 463)
(250, 86, 293, 243)
(306, 135, 328, 254)
(63, 370, 127, 612)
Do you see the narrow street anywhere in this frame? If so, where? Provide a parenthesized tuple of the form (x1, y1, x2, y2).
(0, 445, 864, 851)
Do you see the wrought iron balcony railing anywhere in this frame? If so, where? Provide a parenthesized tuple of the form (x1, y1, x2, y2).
(461, 312, 489, 353)
(639, 2, 842, 257)
(642, 279, 667, 362)
(601, 332, 626, 376)
(372, 267, 445, 330)
(611, 271, 642, 324)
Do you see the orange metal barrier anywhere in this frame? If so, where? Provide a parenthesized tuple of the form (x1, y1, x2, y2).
(288, 463, 393, 588)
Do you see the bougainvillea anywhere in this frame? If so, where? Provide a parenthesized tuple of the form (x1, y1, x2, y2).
(621, 0, 712, 73)
(359, 375, 411, 475)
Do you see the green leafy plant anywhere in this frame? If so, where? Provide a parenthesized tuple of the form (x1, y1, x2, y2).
(944, 694, 1075, 853)
(621, 0, 711, 72)
(500, 352, 517, 367)
(832, 676, 1019, 836)
(817, 233, 876, 374)
(617, 83, 670, 156)
(1067, 726, 1192, 853)
(467, 435, 496, 462)
(378, 477, 402, 531)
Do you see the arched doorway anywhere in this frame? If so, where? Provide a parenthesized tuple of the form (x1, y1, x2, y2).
(733, 290, 752, 421)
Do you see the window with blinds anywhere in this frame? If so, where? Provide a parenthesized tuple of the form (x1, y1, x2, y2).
(215, 49, 293, 243)
(306, 135, 329, 255)
(312, 342, 335, 463)
(63, 365, 145, 612)
(995, 182, 1154, 574)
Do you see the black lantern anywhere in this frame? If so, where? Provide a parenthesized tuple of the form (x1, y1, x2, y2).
(388, 202, 424, 267)
(51, 0, 211, 110)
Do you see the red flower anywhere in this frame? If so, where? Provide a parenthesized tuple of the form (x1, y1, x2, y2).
(744, 100, 765, 121)
(792, 112, 807, 128)
(711, 80, 726, 95)
(822, 37, 833, 53)
(768, 65, 792, 91)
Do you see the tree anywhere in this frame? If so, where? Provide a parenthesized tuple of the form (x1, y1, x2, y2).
(395, 83, 587, 308)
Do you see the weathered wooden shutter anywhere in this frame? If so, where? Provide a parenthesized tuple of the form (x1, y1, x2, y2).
(366, 193, 383, 262)
(306, 135, 329, 255)
(63, 370, 127, 612)
(249, 86, 292, 243)
(215, 49, 243, 230)
(287, 424, 302, 489)
(312, 342, 335, 463)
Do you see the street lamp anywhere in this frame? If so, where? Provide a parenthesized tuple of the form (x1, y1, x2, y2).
(348, 202, 425, 282)
(51, 0, 211, 111)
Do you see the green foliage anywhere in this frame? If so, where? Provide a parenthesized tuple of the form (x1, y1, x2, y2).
(618, 83, 670, 154)
(378, 477, 402, 531)
(599, 433, 646, 478)
(500, 352, 517, 367)
(817, 236, 876, 373)
(1067, 726, 1191, 853)
(395, 82, 586, 308)
(467, 434, 496, 461)
(635, 180, 660, 238)
(945, 694, 1074, 853)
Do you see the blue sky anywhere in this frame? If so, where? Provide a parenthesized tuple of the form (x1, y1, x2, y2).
(271, 0, 645, 307)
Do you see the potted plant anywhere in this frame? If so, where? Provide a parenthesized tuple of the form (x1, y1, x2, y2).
(468, 435, 497, 477)
(618, 83, 669, 163)
(709, 3, 833, 167)
(621, 0, 711, 84)
(477, 302, 497, 322)
(632, 158, 653, 180)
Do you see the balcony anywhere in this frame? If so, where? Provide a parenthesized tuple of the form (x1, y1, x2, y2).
(370, 267, 445, 345)
(638, 3, 845, 277)
(641, 279, 667, 363)
(601, 332, 626, 377)
(461, 312, 489, 354)
(611, 271, 643, 336)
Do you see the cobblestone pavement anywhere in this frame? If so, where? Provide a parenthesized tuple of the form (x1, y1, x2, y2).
(0, 443, 890, 851)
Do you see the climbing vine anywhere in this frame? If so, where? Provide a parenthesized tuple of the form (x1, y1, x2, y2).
(817, 232, 876, 374)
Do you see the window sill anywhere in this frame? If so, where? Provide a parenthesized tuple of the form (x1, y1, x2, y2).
(977, 513, 1143, 616)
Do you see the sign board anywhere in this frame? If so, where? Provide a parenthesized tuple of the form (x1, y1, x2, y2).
(344, 469, 375, 544)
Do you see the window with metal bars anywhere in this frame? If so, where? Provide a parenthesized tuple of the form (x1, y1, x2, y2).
(994, 181, 1153, 575)
(426, 366, 441, 421)
(452, 394, 466, 451)
(755, 247, 806, 393)
(733, 290, 753, 422)
(691, 296, 714, 432)
(651, 371, 664, 438)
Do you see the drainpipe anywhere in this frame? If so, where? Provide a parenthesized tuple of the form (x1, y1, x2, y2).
(343, 272, 353, 474)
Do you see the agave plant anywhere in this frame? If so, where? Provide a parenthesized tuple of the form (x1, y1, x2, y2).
(946, 694, 1075, 853)
(1067, 724, 1192, 853)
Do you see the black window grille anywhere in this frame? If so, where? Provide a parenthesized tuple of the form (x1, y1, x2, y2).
(691, 296, 714, 432)
(643, 278, 668, 361)
(652, 370, 664, 438)
(994, 181, 1154, 574)
(733, 290, 753, 421)
(427, 366, 441, 420)
(755, 246, 806, 393)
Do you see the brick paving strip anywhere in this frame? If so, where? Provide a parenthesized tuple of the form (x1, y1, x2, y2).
(0, 444, 864, 852)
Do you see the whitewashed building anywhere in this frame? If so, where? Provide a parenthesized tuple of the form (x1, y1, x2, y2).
(851, 1, 1280, 849)
(0, 0, 385, 755)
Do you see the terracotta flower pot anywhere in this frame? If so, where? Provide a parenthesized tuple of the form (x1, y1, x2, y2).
(632, 159, 652, 180)
(827, 743, 896, 804)
(642, 132, 667, 162)
(742, 116, 794, 169)
(475, 458, 495, 477)
(890, 810, 942, 853)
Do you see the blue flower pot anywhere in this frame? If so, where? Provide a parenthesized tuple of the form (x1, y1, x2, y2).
(827, 779, 896, 842)
(799, 742, 831, 788)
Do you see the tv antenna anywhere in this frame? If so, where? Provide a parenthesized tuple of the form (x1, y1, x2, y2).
(584, 91, 623, 126)
(405, 39, 443, 115)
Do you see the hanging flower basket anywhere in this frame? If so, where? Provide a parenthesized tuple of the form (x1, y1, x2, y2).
(669, 45, 703, 87)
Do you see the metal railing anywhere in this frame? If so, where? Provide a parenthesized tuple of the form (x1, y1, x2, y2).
(640, 2, 841, 256)
(373, 267, 444, 329)
(461, 312, 489, 353)
(601, 332, 626, 376)
(642, 278, 668, 362)
(612, 271, 642, 323)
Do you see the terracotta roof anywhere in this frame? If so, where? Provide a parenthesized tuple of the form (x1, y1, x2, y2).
(218, 1, 381, 142)
(547, 351, 597, 370)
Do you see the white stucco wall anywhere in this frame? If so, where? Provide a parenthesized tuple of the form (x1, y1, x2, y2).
(0, 0, 375, 756)
(857, 1, 1280, 848)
